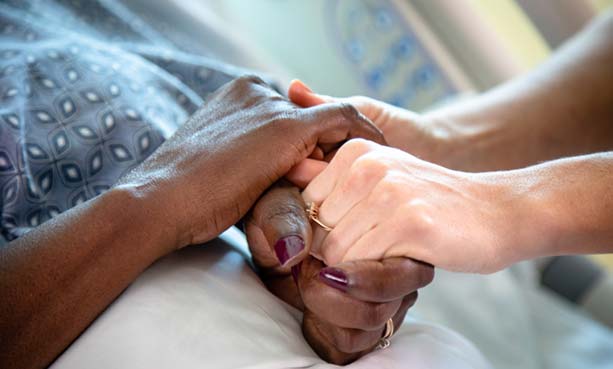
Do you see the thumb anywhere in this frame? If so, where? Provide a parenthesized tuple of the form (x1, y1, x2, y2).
(246, 181, 312, 273)
(288, 79, 334, 107)
(318, 258, 434, 302)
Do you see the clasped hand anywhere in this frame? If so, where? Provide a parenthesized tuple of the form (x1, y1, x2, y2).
(118, 76, 433, 365)
(245, 182, 433, 365)
(285, 80, 530, 274)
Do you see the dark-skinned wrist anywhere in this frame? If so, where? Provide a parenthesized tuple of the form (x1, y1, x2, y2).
(104, 185, 182, 258)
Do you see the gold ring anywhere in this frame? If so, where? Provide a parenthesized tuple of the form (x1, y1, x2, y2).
(375, 319, 394, 350)
(306, 202, 333, 232)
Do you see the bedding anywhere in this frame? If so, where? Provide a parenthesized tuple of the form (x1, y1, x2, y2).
(3, 1, 612, 368)
(50, 229, 490, 369)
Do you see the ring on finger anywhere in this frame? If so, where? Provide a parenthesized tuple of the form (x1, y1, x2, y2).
(375, 318, 395, 350)
(306, 202, 333, 232)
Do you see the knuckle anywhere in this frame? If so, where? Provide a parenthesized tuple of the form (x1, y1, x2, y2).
(350, 155, 387, 180)
(331, 329, 361, 353)
(303, 313, 356, 365)
(338, 138, 374, 158)
(235, 74, 266, 87)
(397, 200, 434, 234)
(362, 303, 388, 329)
(337, 101, 360, 120)
(372, 177, 402, 207)
(223, 75, 275, 105)
(370, 278, 389, 301)
(321, 234, 344, 265)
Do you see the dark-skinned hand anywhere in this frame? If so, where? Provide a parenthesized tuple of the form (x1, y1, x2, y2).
(117, 75, 383, 249)
(245, 181, 434, 365)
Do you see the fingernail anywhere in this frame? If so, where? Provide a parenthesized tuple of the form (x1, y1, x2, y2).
(293, 79, 313, 93)
(274, 235, 304, 266)
(319, 267, 349, 292)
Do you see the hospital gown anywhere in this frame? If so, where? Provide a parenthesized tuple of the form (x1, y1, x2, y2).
(1, 2, 611, 369)
(0, 0, 244, 243)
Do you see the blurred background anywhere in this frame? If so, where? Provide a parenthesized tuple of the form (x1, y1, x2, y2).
(174, 0, 612, 109)
(127, 0, 613, 269)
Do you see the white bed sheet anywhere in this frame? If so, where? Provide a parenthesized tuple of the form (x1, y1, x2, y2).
(54, 2, 613, 367)
(51, 229, 490, 369)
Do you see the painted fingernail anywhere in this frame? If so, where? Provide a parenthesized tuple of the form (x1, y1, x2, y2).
(274, 235, 304, 266)
(319, 267, 349, 292)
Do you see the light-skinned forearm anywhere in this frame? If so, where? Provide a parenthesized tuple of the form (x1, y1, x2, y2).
(483, 152, 613, 265)
(425, 11, 613, 172)
(0, 187, 174, 369)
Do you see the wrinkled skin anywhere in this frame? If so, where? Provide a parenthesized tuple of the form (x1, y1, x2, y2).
(0, 75, 388, 369)
(117, 75, 384, 248)
(245, 182, 434, 365)
(118, 75, 433, 363)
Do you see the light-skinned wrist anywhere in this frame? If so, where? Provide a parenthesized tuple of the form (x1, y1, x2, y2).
(473, 168, 564, 268)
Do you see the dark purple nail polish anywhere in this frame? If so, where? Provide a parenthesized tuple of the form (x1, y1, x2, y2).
(274, 235, 304, 266)
(319, 267, 349, 292)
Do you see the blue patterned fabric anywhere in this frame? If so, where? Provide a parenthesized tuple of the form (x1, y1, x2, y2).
(0, 0, 248, 243)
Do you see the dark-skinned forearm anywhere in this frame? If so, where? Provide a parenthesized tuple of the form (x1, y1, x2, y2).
(0, 186, 174, 369)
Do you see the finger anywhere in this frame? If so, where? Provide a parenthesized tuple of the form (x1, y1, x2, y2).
(301, 138, 377, 207)
(309, 146, 325, 160)
(245, 181, 312, 273)
(285, 159, 328, 189)
(341, 206, 437, 265)
(336, 220, 398, 265)
(288, 81, 375, 120)
(303, 310, 381, 355)
(259, 273, 305, 311)
(306, 102, 385, 148)
(316, 195, 380, 265)
(318, 258, 434, 302)
(288, 81, 385, 151)
(288, 79, 334, 107)
(307, 218, 333, 261)
(302, 310, 364, 365)
(391, 292, 417, 331)
(302, 147, 383, 260)
(316, 152, 387, 226)
(318, 171, 412, 265)
(311, 290, 418, 355)
(288, 81, 388, 133)
(298, 257, 401, 330)
(302, 291, 417, 362)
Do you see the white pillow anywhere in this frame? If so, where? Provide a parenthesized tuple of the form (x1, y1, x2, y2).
(51, 229, 490, 369)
